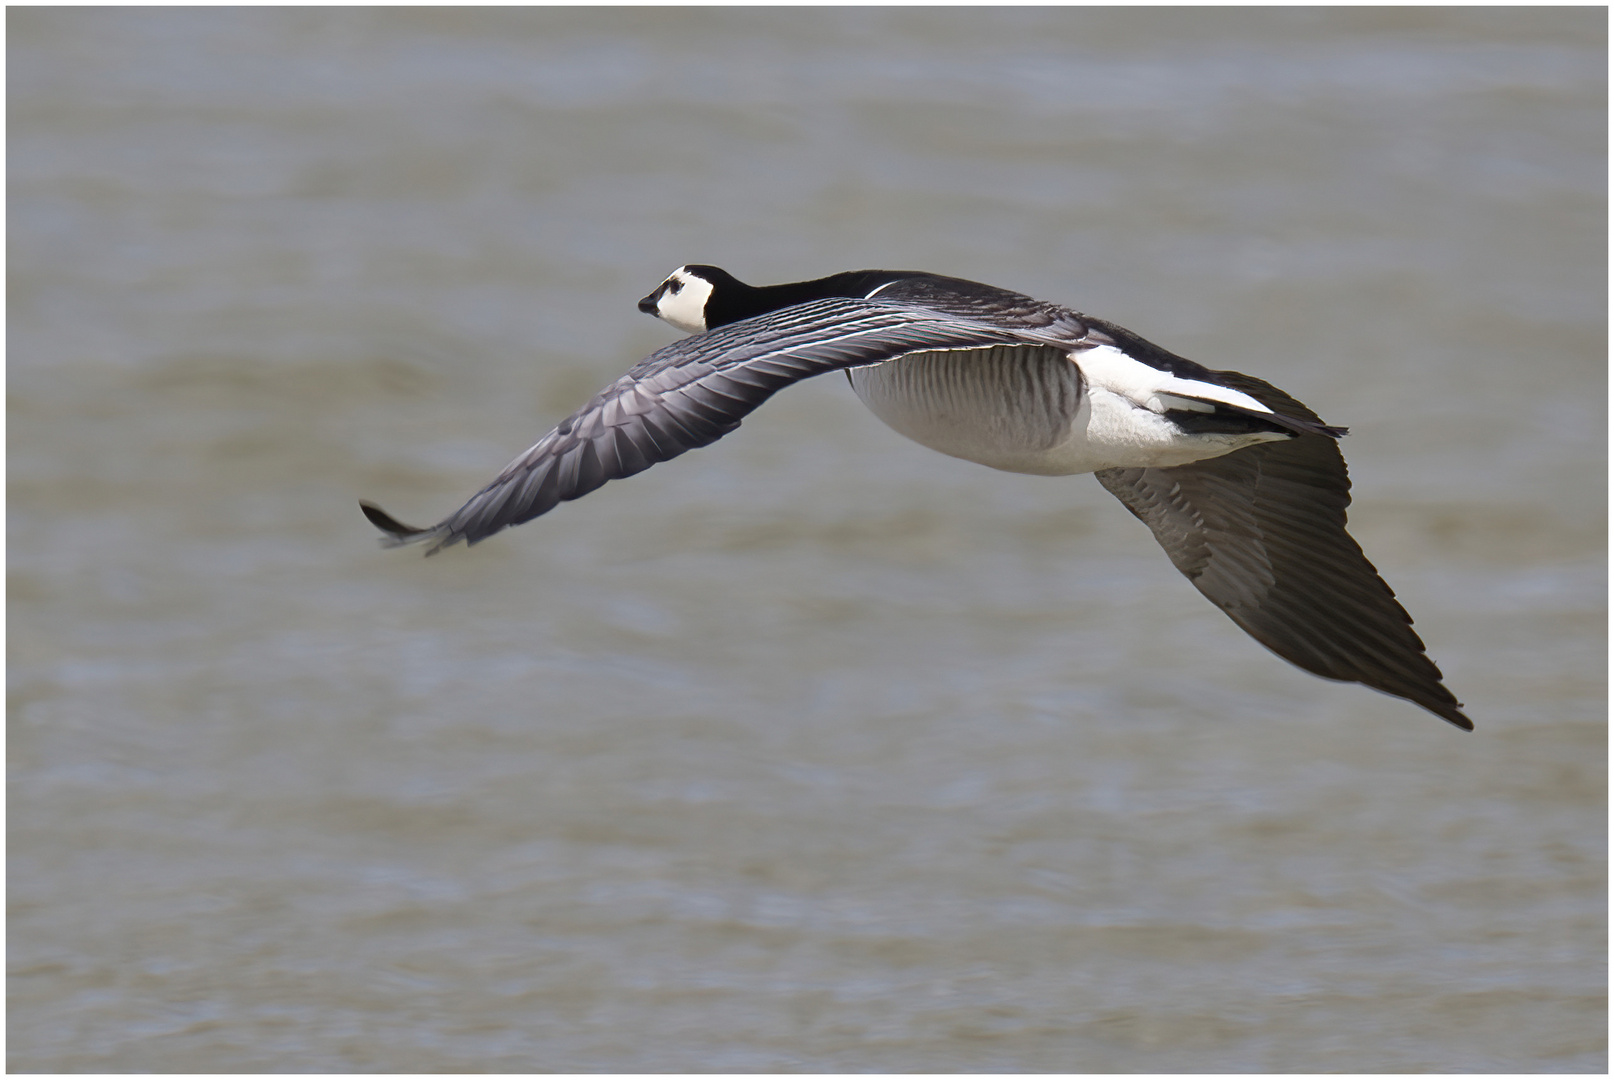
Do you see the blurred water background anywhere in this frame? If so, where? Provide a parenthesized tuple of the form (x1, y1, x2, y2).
(8, 7, 1605, 1072)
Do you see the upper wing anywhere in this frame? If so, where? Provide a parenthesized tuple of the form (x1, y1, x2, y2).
(362, 297, 1034, 553)
(1094, 371, 1471, 730)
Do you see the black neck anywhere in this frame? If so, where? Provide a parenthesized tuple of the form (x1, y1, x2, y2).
(703, 269, 921, 328)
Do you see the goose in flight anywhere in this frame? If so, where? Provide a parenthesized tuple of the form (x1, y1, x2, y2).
(362, 265, 1471, 730)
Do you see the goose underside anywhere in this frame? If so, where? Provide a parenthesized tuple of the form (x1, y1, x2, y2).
(847, 345, 1086, 475)
(847, 344, 1291, 476)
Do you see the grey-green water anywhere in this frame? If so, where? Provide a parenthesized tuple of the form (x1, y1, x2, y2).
(9, 8, 1605, 1072)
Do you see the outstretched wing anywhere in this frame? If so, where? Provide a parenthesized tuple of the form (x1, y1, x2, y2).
(362, 297, 1033, 553)
(1094, 371, 1471, 730)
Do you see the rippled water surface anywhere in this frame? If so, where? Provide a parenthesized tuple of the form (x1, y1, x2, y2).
(9, 8, 1605, 1072)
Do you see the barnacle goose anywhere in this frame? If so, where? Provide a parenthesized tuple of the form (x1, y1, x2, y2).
(362, 265, 1471, 730)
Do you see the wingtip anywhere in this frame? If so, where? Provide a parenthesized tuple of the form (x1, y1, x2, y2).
(360, 500, 421, 536)
(1419, 685, 1473, 731)
(1436, 703, 1475, 732)
(359, 500, 453, 553)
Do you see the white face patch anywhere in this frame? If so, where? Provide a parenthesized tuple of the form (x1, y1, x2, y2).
(1076, 343, 1273, 416)
(652, 267, 715, 335)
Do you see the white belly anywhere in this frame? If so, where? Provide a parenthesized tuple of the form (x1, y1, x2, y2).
(847, 346, 1286, 476)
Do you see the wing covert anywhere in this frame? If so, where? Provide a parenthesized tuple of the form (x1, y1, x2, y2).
(364, 297, 1037, 553)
